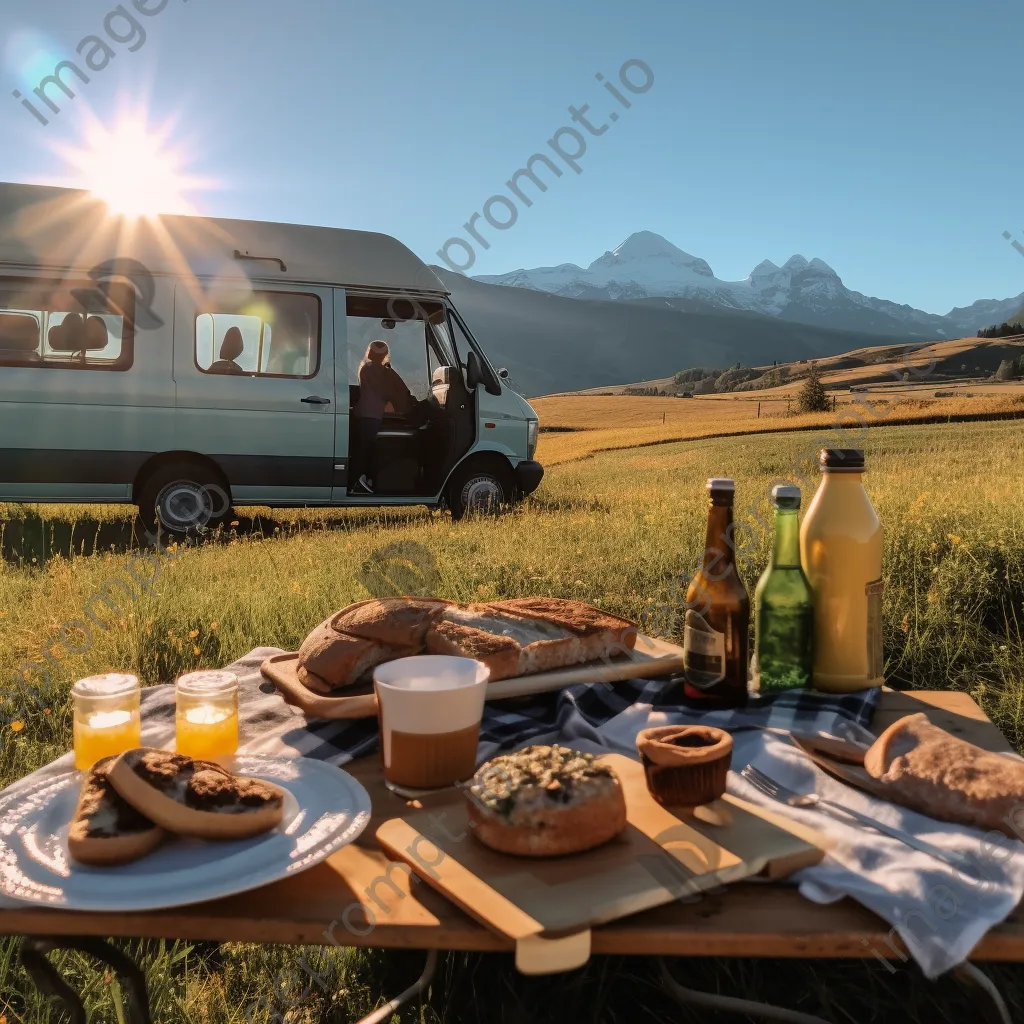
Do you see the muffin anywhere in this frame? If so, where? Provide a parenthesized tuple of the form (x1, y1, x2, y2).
(636, 725, 733, 806)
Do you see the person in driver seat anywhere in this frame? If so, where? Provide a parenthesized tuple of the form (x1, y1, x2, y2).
(350, 340, 415, 493)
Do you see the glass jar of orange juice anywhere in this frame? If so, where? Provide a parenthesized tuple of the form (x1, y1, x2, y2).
(72, 674, 142, 770)
(175, 670, 239, 762)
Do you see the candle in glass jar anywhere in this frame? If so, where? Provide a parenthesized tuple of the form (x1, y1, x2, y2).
(175, 671, 239, 762)
(72, 674, 142, 770)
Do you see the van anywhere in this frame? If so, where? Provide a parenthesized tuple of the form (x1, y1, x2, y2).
(0, 182, 543, 532)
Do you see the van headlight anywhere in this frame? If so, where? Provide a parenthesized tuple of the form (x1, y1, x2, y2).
(527, 419, 539, 460)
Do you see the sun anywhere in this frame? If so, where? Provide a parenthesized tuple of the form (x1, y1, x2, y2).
(56, 115, 207, 218)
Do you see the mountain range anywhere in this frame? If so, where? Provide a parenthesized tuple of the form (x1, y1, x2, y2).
(474, 231, 1024, 340)
(437, 269, 943, 397)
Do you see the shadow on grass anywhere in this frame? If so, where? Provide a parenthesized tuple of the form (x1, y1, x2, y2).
(0, 506, 436, 566)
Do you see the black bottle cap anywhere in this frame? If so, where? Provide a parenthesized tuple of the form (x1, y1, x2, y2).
(819, 449, 865, 470)
(706, 477, 736, 503)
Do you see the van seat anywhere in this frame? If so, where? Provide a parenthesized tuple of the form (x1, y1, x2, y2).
(0, 311, 42, 364)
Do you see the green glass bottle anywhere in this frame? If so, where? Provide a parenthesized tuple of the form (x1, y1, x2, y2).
(753, 485, 814, 692)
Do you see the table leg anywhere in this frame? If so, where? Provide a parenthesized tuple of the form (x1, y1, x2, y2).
(657, 958, 832, 1024)
(18, 936, 152, 1024)
(350, 949, 438, 1024)
(952, 963, 1012, 1024)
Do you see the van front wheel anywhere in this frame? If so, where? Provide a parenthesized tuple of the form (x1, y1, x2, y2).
(446, 463, 514, 521)
(137, 463, 232, 537)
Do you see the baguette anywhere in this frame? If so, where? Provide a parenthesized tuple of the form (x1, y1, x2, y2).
(68, 756, 165, 866)
(863, 713, 1024, 837)
(108, 749, 285, 840)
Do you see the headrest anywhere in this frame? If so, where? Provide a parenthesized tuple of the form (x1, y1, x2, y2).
(85, 316, 108, 350)
(48, 313, 85, 352)
(0, 313, 40, 352)
(220, 326, 244, 361)
(47, 313, 109, 353)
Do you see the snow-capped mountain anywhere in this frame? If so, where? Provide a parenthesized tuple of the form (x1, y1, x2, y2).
(474, 231, 1024, 339)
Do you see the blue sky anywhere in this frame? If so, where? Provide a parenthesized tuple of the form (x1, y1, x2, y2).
(2, 0, 1023, 313)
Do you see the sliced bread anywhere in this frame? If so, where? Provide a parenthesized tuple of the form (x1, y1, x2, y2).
(108, 749, 285, 840)
(68, 756, 165, 866)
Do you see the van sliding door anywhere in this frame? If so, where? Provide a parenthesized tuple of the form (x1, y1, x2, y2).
(172, 283, 336, 504)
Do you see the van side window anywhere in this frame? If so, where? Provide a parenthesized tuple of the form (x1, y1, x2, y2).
(195, 292, 320, 378)
(0, 277, 135, 370)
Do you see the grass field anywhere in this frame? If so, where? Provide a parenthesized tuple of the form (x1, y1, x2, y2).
(533, 391, 1024, 465)
(2, 418, 1023, 1022)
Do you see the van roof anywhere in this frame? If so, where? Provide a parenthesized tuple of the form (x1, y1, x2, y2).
(0, 181, 449, 296)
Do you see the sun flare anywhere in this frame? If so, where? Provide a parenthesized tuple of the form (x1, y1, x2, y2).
(56, 116, 207, 218)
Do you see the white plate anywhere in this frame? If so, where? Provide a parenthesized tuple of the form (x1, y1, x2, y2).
(0, 755, 371, 912)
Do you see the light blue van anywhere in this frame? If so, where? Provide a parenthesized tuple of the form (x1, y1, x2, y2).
(0, 182, 542, 530)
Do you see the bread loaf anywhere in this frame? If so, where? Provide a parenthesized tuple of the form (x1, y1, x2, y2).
(289, 597, 638, 691)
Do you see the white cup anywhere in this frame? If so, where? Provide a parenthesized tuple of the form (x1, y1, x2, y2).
(374, 655, 490, 790)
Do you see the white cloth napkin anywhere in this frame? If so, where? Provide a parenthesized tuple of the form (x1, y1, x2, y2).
(570, 703, 1024, 979)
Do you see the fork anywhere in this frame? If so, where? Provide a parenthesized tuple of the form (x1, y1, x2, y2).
(740, 763, 975, 875)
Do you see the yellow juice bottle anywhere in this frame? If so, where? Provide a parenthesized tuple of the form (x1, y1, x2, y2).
(799, 449, 884, 692)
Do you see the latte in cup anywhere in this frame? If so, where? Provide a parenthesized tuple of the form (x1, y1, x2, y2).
(374, 656, 490, 790)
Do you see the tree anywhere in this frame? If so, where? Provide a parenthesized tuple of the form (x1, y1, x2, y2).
(797, 361, 830, 413)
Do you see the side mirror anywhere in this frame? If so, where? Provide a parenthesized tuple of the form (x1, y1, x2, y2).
(465, 350, 483, 390)
(497, 367, 509, 380)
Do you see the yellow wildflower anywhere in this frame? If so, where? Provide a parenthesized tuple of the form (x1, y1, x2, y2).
(210, 621, 218, 630)
(189, 629, 199, 639)
(10, 720, 25, 732)
(193, 646, 201, 656)
(947, 534, 961, 545)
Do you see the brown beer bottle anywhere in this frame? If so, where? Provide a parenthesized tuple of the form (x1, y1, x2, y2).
(682, 478, 750, 707)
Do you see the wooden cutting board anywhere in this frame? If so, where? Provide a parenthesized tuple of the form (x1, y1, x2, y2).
(262, 634, 686, 721)
(376, 753, 826, 974)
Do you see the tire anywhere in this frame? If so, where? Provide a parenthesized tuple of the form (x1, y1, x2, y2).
(136, 461, 232, 538)
(446, 462, 514, 521)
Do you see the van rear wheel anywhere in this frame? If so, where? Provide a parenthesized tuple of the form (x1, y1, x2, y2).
(447, 462, 514, 521)
(137, 462, 232, 537)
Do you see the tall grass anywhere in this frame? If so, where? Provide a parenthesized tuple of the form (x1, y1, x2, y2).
(1, 418, 1022, 1022)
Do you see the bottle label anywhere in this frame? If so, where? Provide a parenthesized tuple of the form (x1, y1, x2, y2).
(683, 613, 726, 690)
(866, 578, 884, 680)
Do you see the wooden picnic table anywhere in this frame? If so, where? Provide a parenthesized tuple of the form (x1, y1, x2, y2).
(3, 689, 1022, 1022)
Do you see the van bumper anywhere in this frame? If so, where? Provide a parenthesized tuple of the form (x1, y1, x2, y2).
(514, 460, 544, 497)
